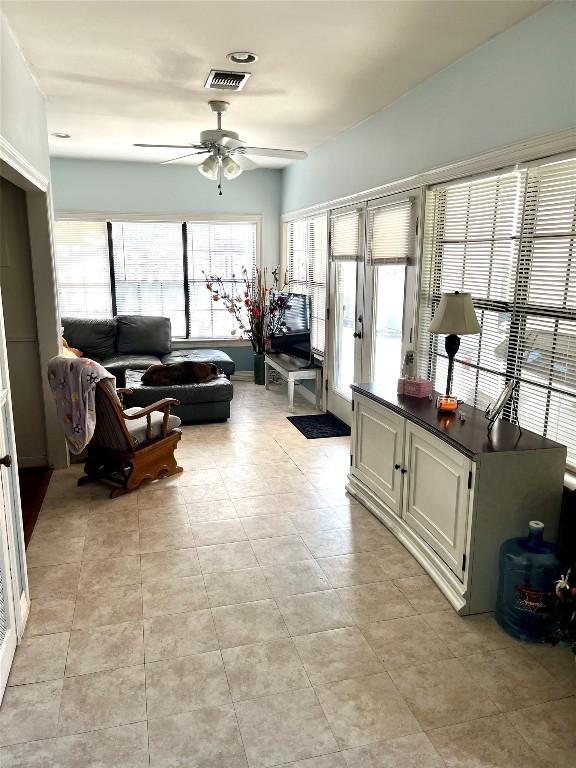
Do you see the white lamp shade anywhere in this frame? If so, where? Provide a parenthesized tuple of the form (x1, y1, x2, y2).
(198, 155, 219, 180)
(429, 292, 481, 335)
(222, 155, 242, 180)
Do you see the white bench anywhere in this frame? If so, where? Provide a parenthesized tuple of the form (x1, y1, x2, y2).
(264, 354, 323, 413)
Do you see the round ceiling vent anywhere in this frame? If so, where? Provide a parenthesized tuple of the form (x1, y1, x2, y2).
(226, 51, 258, 64)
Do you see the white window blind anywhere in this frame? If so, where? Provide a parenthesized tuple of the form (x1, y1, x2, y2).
(53, 220, 112, 318)
(417, 155, 576, 467)
(187, 220, 257, 339)
(286, 213, 328, 354)
(330, 208, 362, 261)
(111, 221, 186, 337)
(368, 197, 414, 264)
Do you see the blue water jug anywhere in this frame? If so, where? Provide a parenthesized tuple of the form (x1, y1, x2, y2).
(496, 520, 560, 643)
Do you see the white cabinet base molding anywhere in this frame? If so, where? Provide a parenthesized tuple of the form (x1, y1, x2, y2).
(348, 385, 566, 615)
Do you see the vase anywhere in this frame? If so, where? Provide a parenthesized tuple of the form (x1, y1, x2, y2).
(253, 353, 265, 385)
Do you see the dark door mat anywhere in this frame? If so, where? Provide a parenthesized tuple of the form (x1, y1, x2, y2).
(287, 413, 351, 439)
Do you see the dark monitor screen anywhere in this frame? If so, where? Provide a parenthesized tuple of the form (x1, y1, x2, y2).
(269, 292, 312, 363)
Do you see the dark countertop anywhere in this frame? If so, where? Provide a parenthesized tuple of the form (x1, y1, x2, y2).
(351, 383, 566, 459)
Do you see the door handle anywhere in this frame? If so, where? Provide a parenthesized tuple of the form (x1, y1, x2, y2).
(394, 464, 401, 470)
(400, 468, 407, 474)
(0, 454, 12, 467)
(353, 332, 362, 339)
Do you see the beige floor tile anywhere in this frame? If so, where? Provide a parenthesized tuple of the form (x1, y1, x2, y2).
(0, 679, 63, 747)
(285, 756, 347, 768)
(198, 541, 258, 573)
(251, 535, 313, 566)
(180, 482, 230, 503)
(335, 582, 416, 624)
(78, 555, 141, 591)
(142, 574, 208, 617)
(222, 638, 310, 701)
(145, 650, 231, 719)
(508, 697, 576, 767)
(0, 722, 149, 768)
(280, 491, 329, 512)
(204, 567, 272, 607)
(526, 644, 576, 692)
(138, 506, 190, 529)
(26, 534, 85, 567)
(89, 494, 139, 514)
(8, 632, 69, 686)
(315, 672, 420, 749)
(342, 732, 445, 767)
(459, 646, 573, 712)
(233, 495, 285, 517)
(73, 584, 142, 629)
(317, 550, 402, 588)
(190, 519, 248, 546)
(212, 598, 289, 649)
(140, 547, 200, 582)
(235, 688, 338, 768)
(421, 611, 517, 657)
(32, 512, 89, 540)
(393, 575, 451, 613)
(262, 560, 331, 598)
(361, 615, 454, 669)
(139, 523, 195, 554)
(58, 665, 146, 736)
(144, 608, 219, 662)
(177, 468, 222, 486)
(389, 658, 499, 729)
(186, 499, 239, 522)
(277, 590, 354, 635)
(82, 529, 140, 560)
(25, 597, 76, 636)
(294, 627, 383, 685)
(86, 508, 140, 535)
(241, 514, 298, 540)
(302, 527, 394, 558)
(428, 712, 543, 767)
(65, 621, 144, 676)
(148, 705, 247, 768)
(27, 563, 81, 600)
(137, 487, 185, 509)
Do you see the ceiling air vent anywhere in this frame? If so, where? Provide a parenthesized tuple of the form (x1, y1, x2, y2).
(204, 69, 251, 91)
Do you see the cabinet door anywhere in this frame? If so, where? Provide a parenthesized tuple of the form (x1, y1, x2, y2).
(402, 422, 471, 578)
(352, 397, 404, 515)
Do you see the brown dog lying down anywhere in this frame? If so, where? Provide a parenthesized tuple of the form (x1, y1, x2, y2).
(141, 361, 219, 386)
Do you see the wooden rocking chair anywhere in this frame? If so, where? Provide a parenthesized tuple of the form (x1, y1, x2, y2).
(78, 379, 183, 498)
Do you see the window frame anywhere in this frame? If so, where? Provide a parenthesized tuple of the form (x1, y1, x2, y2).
(54, 211, 262, 343)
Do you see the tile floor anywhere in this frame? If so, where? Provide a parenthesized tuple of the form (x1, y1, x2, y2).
(1, 380, 575, 767)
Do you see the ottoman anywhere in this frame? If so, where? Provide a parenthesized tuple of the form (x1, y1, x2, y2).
(161, 349, 236, 378)
(123, 369, 234, 423)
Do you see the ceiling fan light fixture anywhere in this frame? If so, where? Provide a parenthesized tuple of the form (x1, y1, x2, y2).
(227, 51, 258, 64)
(198, 154, 219, 180)
(222, 156, 242, 180)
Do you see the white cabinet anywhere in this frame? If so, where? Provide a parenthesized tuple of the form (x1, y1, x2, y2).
(402, 423, 470, 579)
(348, 387, 566, 614)
(352, 397, 404, 516)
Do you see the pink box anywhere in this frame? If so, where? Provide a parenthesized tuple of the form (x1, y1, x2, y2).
(398, 378, 433, 398)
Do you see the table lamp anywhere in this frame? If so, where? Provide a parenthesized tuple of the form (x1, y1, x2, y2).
(429, 291, 480, 411)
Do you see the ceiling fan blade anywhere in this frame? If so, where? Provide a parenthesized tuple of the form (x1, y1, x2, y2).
(242, 147, 308, 160)
(134, 143, 205, 149)
(234, 154, 259, 171)
(159, 150, 211, 165)
(222, 137, 247, 150)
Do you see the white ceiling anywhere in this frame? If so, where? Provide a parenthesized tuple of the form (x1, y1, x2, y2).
(4, 0, 548, 168)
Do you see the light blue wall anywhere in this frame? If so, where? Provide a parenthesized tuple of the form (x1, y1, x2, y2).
(283, 2, 576, 212)
(50, 158, 283, 268)
(50, 158, 284, 370)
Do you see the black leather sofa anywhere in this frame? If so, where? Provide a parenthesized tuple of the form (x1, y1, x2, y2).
(62, 315, 235, 422)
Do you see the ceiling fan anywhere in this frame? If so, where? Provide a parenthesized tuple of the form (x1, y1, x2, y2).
(134, 100, 307, 195)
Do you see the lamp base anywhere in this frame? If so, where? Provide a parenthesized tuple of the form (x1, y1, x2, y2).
(436, 395, 458, 413)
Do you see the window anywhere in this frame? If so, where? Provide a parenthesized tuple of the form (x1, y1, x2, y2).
(53, 218, 258, 339)
(286, 213, 328, 354)
(53, 220, 112, 318)
(417, 156, 576, 467)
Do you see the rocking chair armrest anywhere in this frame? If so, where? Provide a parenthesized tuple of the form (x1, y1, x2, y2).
(123, 398, 180, 441)
(116, 387, 134, 395)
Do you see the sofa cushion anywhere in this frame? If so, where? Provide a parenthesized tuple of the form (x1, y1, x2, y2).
(101, 355, 162, 387)
(162, 349, 235, 377)
(62, 317, 117, 361)
(117, 315, 172, 356)
(123, 407, 181, 446)
(125, 369, 233, 405)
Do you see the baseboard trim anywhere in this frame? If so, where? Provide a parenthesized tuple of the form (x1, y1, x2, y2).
(231, 371, 253, 382)
(18, 590, 30, 639)
(18, 456, 48, 468)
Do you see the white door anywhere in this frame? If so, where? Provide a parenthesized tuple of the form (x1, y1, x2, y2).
(402, 422, 471, 578)
(0, 289, 25, 703)
(352, 396, 405, 515)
